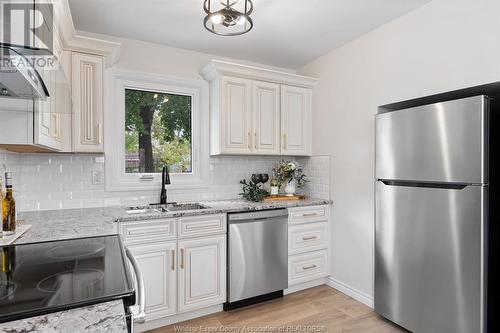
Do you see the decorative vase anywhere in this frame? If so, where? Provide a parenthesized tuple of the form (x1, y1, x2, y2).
(284, 179, 296, 196)
(270, 186, 279, 196)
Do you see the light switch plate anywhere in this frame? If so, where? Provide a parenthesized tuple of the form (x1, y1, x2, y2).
(91, 171, 104, 185)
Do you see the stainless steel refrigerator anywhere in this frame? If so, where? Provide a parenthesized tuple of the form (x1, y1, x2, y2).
(375, 95, 499, 333)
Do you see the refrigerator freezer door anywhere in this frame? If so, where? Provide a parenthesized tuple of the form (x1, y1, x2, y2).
(375, 181, 486, 333)
(376, 95, 488, 184)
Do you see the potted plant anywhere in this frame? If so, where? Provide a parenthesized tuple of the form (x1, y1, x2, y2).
(239, 179, 269, 202)
(274, 160, 308, 196)
(270, 177, 280, 196)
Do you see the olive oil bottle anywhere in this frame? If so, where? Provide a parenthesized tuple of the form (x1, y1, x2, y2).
(2, 172, 16, 235)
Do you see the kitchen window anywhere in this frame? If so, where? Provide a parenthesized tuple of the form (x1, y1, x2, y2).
(125, 89, 192, 174)
(105, 69, 208, 191)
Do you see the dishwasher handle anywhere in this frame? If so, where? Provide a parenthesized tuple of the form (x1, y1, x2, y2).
(125, 247, 146, 324)
(228, 209, 288, 222)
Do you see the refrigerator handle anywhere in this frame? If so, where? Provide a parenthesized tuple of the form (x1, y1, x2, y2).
(379, 180, 469, 190)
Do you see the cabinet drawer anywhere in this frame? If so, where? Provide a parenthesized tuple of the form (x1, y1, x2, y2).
(119, 219, 176, 244)
(288, 205, 329, 224)
(288, 250, 328, 285)
(179, 214, 226, 238)
(289, 222, 327, 255)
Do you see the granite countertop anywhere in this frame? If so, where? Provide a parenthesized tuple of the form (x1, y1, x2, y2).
(114, 197, 332, 222)
(0, 300, 127, 333)
(15, 198, 331, 244)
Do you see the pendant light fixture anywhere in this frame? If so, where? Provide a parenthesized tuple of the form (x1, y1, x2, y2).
(203, 0, 254, 36)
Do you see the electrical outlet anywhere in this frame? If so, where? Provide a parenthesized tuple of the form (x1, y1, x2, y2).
(91, 171, 104, 185)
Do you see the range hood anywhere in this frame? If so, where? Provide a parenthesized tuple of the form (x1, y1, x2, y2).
(0, 45, 50, 100)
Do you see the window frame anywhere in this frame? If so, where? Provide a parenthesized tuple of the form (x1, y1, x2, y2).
(105, 69, 208, 191)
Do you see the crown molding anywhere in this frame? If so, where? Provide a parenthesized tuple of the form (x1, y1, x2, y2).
(54, 0, 121, 66)
(200, 60, 317, 88)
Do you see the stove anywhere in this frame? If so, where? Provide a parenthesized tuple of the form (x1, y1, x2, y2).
(0, 235, 135, 323)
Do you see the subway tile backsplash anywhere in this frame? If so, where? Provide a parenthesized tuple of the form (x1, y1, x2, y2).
(0, 150, 330, 212)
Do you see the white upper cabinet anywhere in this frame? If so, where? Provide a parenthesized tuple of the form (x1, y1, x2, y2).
(281, 85, 312, 156)
(201, 60, 316, 156)
(220, 76, 253, 154)
(253, 81, 281, 155)
(72, 52, 104, 153)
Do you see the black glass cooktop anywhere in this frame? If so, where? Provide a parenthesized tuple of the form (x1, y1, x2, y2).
(0, 235, 134, 323)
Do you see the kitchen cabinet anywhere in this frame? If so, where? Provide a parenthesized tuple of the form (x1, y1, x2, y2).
(119, 214, 227, 326)
(220, 76, 253, 154)
(281, 85, 312, 156)
(34, 67, 63, 151)
(201, 60, 316, 157)
(128, 241, 177, 321)
(72, 52, 104, 152)
(253, 81, 281, 154)
(286, 205, 330, 288)
(177, 236, 226, 312)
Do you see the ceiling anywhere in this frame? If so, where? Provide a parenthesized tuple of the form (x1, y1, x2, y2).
(68, 0, 431, 69)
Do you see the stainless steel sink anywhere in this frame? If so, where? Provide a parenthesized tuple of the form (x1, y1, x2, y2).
(126, 202, 210, 214)
(161, 203, 209, 212)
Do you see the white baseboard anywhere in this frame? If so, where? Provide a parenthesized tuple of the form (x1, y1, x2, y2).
(134, 305, 223, 332)
(326, 276, 374, 308)
(285, 277, 327, 295)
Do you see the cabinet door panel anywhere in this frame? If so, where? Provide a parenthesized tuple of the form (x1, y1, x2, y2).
(128, 241, 176, 320)
(253, 81, 280, 154)
(281, 85, 312, 156)
(72, 52, 103, 152)
(221, 76, 252, 153)
(178, 236, 226, 312)
(34, 67, 63, 150)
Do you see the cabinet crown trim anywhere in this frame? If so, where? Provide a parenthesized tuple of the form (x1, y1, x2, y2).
(200, 60, 317, 88)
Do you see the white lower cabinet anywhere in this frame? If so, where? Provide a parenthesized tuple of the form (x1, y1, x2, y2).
(128, 241, 177, 321)
(120, 214, 227, 326)
(178, 236, 226, 312)
(287, 205, 330, 287)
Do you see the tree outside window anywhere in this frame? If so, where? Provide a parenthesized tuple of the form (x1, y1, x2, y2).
(125, 89, 192, 174)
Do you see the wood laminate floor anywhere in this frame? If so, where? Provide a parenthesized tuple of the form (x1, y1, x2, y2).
(148, 285, 406, 333)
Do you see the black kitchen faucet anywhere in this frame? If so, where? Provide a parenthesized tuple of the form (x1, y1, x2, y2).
(160, 165, 171, 204)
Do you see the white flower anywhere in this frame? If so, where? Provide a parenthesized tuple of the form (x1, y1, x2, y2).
(288, 162, 296, 170)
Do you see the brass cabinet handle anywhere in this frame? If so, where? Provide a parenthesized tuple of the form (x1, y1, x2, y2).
(283, 134, 287, 150)
(254, 132, 257, 149)
(247, 132, 251, 149)
(303, 213, 319, 217)
(302, 264, 317, 270)
(180, 248, 185, 269)
(302, 236, 318, 241)
(171, 249, 175, 271)
(97, 123, 102, 144)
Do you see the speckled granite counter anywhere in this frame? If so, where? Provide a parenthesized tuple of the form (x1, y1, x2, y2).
(15, 198, 331, 244)
(0, 300, 127, 333)
(114, 198, 332, 223)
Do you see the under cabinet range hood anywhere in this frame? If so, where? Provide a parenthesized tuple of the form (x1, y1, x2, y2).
(0, 46, 50, 100)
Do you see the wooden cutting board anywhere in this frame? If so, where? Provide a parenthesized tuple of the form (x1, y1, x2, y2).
(263, 194, 305, 202)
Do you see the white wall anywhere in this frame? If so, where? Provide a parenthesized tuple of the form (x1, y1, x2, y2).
(299, 0, 500, 300)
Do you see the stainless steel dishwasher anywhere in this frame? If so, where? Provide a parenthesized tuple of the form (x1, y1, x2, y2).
(224, 209, 288, 310)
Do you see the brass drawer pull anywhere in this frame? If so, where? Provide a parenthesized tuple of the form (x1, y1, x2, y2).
(302, 213, 319, 217)
(171, 249, 175, 271)
(180, 248, 185, 269)
(302, 236, 318, 241)
(302, 264, 317, 270)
